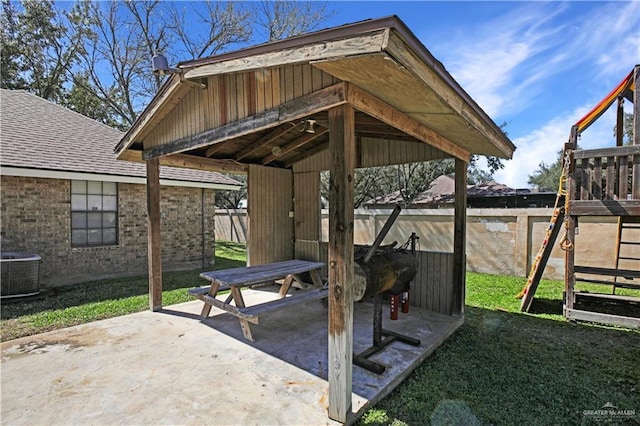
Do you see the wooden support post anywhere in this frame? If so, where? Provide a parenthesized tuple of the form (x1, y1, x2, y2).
(616, 97, 624, 147)
(564, 216, 576, 313)
(327, 104, 355, 423)
(564, 133, 577, 316)
(633, 66, 640, 197)
(452, 158, 467, 316)
(146, 158, 162, 311)
(634, 65, 639, 146)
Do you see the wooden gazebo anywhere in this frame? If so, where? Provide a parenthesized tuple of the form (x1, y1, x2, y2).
(115, 16, 515, 422)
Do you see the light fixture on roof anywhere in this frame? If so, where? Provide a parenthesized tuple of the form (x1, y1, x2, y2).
(303, 119, 316, 134)
(152, 52, 180, 76)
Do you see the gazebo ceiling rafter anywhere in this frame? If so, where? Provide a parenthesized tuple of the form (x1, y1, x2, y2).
(232, 122, 303, 161)
(142, 82, 347, 161)
(139, 82, 471, 171)
(261, 126, 329, 165)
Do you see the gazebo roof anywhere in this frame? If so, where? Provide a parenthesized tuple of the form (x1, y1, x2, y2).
(116, 15, 515, 172)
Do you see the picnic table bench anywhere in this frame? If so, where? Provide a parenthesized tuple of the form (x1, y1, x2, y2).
(189, 259, 327, 341)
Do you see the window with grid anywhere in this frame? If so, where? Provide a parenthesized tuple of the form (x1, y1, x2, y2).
(71, 181, 118, 247)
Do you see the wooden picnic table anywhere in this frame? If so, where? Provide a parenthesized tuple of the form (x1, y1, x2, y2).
(189, 259, 326, 341)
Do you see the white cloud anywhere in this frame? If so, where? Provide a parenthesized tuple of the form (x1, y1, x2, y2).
(434, 3, 570, 117)
(427, 1, 639, 188)
(495, 112, 579, 189)
(431, 1, 640, 119)
(495, 101, 624, 189)
(576, 2, 640, 78)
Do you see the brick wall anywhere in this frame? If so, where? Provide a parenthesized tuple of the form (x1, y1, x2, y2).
(1, 176, 216, 287)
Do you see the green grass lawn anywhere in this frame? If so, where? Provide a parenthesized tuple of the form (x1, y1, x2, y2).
(359, 273, 640, 425)
(1, 242, 638, 424)
(0, 241, 246, 341)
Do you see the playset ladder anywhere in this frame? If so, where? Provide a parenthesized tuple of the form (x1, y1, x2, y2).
(520, 206, 565, 312)
(613, 216, 640, 293)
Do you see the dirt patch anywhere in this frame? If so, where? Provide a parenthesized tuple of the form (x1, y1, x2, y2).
(1, 327, 111, 360)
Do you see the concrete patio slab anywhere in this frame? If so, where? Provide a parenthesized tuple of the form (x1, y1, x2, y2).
(1, 287, 462, 425)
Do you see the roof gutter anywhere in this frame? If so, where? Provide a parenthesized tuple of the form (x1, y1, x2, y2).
(0, 166, 243, 191)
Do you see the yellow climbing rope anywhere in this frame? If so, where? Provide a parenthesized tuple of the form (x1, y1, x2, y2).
(558, 149, 574, 251)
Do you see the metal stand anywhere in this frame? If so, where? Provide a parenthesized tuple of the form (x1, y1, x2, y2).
(353, 293, 421, 374)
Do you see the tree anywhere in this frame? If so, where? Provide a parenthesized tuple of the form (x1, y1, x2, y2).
(615, 111, 634, 145)
(63, 72, 121, 128)
(169, 1, 252, 60)
(528, 150, 563, 191)
(70, 0, 168, 128)
(254, 1, 332, 41)
(215, 174, 247, 209)
(1, 1, 25, 90)
(0, 0, 91, 102)
(2, 0, 333, 127)
(317, 153, 502, 209)
(70, 0, 332, 128)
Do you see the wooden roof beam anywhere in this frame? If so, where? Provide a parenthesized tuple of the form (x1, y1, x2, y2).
(345, 83, 471, 162)
(261, 126, 329, 165)
(203, 141, 228, 158)
(283, 141, 329, 167)
(161, 153, 248, 174)
(120, 149, 247, 174)
(143, 82, 347, 160)
(232, 122, 302, 161)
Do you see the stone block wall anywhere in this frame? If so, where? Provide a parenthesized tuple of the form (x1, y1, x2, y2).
(213, 208, 633, 281)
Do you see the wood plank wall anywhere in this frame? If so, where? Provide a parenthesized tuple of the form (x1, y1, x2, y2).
(294, 171, 321, 261)
(359, 137, 448, 167)
(293, 136, 449, 173)
(316, 243, 456, 316)
(145, 65, 338, 148)
(247, 165, 294, 265)
(411, 251, 455, 315)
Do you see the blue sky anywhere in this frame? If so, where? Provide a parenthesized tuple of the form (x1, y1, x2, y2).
(319, 1, 639, 188)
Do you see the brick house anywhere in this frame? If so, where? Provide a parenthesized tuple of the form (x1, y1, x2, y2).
(0, 89, 241, 288)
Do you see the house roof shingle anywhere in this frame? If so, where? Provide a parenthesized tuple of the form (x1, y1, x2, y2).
(0, 89, 241, 188)
(364, 176, 526, 207)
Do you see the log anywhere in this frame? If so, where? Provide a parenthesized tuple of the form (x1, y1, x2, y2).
(353, 250, 417, 301)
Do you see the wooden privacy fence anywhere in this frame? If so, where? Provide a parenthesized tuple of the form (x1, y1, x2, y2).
(312, 247, 456, 316)
(215, 208, 248, 242)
